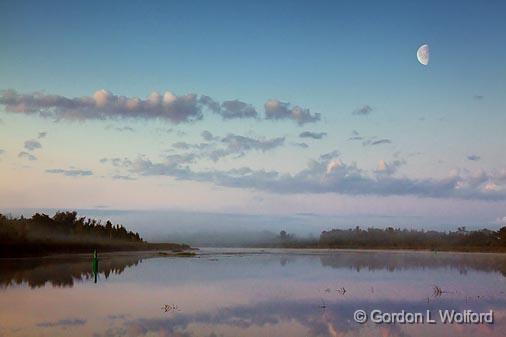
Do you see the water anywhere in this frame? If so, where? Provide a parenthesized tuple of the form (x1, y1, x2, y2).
(1, 249, 506, 337)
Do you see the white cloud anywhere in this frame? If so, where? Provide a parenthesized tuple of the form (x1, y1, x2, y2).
(326, 159, 343, 175)
(374, 160, 403, 176)
(103, 151, 506, 201)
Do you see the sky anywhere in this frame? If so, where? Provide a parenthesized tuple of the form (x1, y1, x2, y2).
(1, 0, 506, 233)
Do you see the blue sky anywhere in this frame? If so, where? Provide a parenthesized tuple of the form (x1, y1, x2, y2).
(1, 0, 506, 231)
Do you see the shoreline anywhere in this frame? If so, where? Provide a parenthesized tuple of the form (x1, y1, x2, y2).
(0, 249, 197, 261)
(197, 246, 506, 254)
(0, 242, 194, 258)
(3, 244, 506, 259)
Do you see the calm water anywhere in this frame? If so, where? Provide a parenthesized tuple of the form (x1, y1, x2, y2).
(1, 249, 506, 337)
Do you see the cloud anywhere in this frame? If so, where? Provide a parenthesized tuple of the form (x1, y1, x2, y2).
(105, 125, 135, 132)
(299, 131, 327, 139)
(165, 133, 285, 162)
(221, 134, 284, 153)
(352, 105, 373, 116)
(0, 89, 318, 125)
(374, 160, 404, 176)
(109, 157, 135, 167)
(201, 130, 218, 141)
(0, 89, 202, 124)
(37, 131, 47, 138)
(115, 151, 506, 201)
(319, 150, 340, 161)
(219, 100, 258, 119)
(155, 127, 185, 136)
(172, 142, 192, 150)
(467, 154, 481, 161)
(46, 168, 93, 176)
(348, 130, 363, 141)
(292, 142, 309, 148)
(24, 139, 42, 151)
(325, 159, 343, 175)
(18, 151, 37, 161)
(363, 138, 392, 146)
(37, 318, 86, 328)
(197, 95, 220, 113)
(264, 99, 320, 125)
(112, 175, 136, 181)
(204, 134, 285, 161)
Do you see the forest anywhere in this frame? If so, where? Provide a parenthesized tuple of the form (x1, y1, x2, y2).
(0, 211, 189, 257)
(316, 226, 506, 251)
(226, 226, 506, 252)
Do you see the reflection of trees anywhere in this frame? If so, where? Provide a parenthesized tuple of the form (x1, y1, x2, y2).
(319, 251, 506, 277)
(0, 255, 143, 288)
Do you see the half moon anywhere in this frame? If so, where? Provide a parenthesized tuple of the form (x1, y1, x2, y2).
(417, 44, 429, 65)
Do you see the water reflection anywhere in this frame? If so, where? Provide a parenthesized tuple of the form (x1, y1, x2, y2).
(93, 250, 99, 284)
(2, 250, 506, 289)
(95, 297, 506, 337)
(318, 250, 506, 276)
(1, 250, 506, 337)
(0, 253, 143, 288)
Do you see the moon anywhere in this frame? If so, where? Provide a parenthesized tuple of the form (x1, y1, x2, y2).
(417, 44, 429, 65)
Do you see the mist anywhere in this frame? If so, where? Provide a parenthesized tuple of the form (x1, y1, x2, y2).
(2, 208, 500, 247)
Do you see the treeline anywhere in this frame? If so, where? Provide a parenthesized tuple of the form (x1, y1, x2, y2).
(318, 226, 506, 251)
(0, 211, 143, 244)
(0, 211, 189, 257)
(268, 226, 506, 252)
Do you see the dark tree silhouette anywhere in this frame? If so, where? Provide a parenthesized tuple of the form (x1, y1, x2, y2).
(0, 211, 188, 257)
(0, 211, 143, 245)
(319, 226, 506, 251)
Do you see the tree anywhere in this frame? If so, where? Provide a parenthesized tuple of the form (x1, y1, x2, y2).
(279, 230, 287, 240)
(106, 220, 113, 240)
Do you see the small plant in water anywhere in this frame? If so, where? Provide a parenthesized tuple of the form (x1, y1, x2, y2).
(336, 287, 346, 295)
(433, 285, 444, 297)
(162, 304, 181, 313)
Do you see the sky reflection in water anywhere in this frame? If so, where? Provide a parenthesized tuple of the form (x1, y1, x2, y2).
(1, 249, 506, 337)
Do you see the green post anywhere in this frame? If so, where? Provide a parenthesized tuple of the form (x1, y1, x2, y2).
(92, 249, 98, 283)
